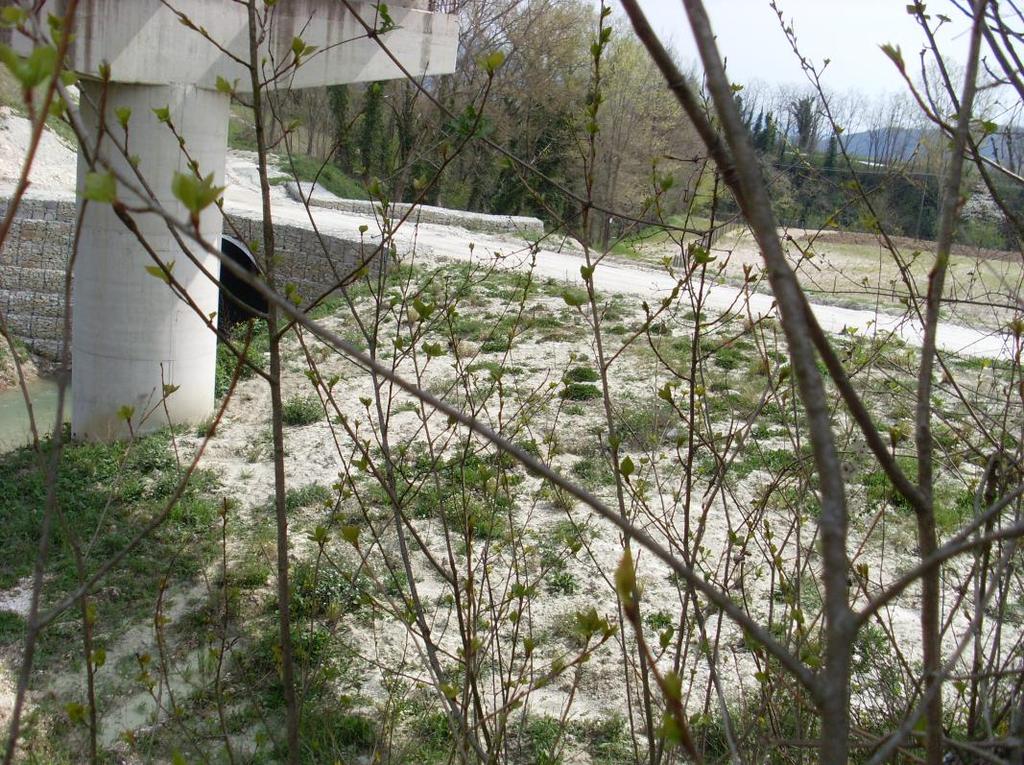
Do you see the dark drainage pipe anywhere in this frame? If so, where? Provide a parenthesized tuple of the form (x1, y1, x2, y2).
(219, 235, 268, 330)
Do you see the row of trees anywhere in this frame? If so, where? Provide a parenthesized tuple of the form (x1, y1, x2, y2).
(262, 1, 1022, 251)
(259, 0, 704, 243)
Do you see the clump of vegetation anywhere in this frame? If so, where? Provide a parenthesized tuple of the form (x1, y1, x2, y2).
(284, 482, 333, 510)
(269, 153, 368, 200)
(215, 319, 269, 398)
(565, 365, 600, 382)
(290, 560, 369, 619)
(562, 382, 602, 401)
(281, 394, 325, 426)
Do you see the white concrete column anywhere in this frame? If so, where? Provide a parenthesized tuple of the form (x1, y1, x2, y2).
(72, 81, 230, 441)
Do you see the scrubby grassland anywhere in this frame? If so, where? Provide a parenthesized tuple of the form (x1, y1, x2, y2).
(2, 247, 1018, 764)
(614, 219, 1024, 332)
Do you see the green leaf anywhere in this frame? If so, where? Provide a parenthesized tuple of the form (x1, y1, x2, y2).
(572, 607, 613, 640)
(341, 525, 360, 547)
(658, 712, 683, 746)
(117, 405, 134, 422)
(481, 50, 505, 75)
(561, 288, 588, 308)
(1, 7, 28, 26)
(880, 43, 905, 73)
(83, 171, 117, 204)
(153, 105, 171, 123)
(0, 44, 59, 90)
(145, 261, 175, 284)
(412, 297, 434, 320)
(614, 549, 635, 607)
(657, 383, 673, 403)
(663, 671, 682, 702)
(422, 342, 445, 358)
(92, 647, 106, 669)
(690, 243, 715, 265)
(215, 75, 234, 94)
(115, 106, 132, 130)
(171, 172, 225, 216)
(376, 3, 396, 33)
(619, 455, 635, 479)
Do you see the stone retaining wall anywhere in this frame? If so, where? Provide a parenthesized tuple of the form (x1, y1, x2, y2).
(284, 181, 546, 237)
(0, 197, 370, 359)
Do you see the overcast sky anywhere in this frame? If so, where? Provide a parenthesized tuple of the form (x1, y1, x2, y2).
(611, 0, 974, 99)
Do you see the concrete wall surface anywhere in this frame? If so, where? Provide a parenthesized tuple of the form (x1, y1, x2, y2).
(7, 0, 458, 92)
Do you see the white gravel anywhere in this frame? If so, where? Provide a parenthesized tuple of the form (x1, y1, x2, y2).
(0, 108, 77, 192)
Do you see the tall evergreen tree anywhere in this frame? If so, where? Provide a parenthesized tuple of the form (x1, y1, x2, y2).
(359, 82, 386, 180)
(327, 84, 353, 174)
(824, 133, 838, 171)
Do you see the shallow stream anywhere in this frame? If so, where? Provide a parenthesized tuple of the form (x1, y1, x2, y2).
(0, 379, 67, 452)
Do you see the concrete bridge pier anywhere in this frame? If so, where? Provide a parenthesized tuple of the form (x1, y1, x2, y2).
(6, 0, 458, 441)
(72, 82, 230, 440)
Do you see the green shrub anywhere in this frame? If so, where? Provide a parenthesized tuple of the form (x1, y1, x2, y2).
(562, 383, 602, 401)
(285, 482, 332, 510)
(282, 395, 324, 426)
(0, 611, 25, 645)
(290, 560, 369, 619)
(215, 319, 269, 398)
(565, 366, 599, 383)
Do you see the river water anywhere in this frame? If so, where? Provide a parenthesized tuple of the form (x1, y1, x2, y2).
(0, 379, 68, 452)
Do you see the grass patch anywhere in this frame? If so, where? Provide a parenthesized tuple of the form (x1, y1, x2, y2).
(565, 366, 600, 383)
(0, 430, 219, 665)
(270, 153, 368, 200)
(282, 395, 325, 426)
(571, 455, 614, 487)
(0, 611, 25, 643)
(562, 383, 602, 401)
(615, 400, 678, 450)
(285, 482, 333, 510)
(216, 319, 269, 398)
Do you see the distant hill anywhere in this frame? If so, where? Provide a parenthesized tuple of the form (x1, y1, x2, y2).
(836, 128, 923, 162)
(823, 126, 1022, 166)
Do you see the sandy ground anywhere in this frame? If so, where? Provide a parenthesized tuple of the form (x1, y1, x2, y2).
(0, 108, 77, 191)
